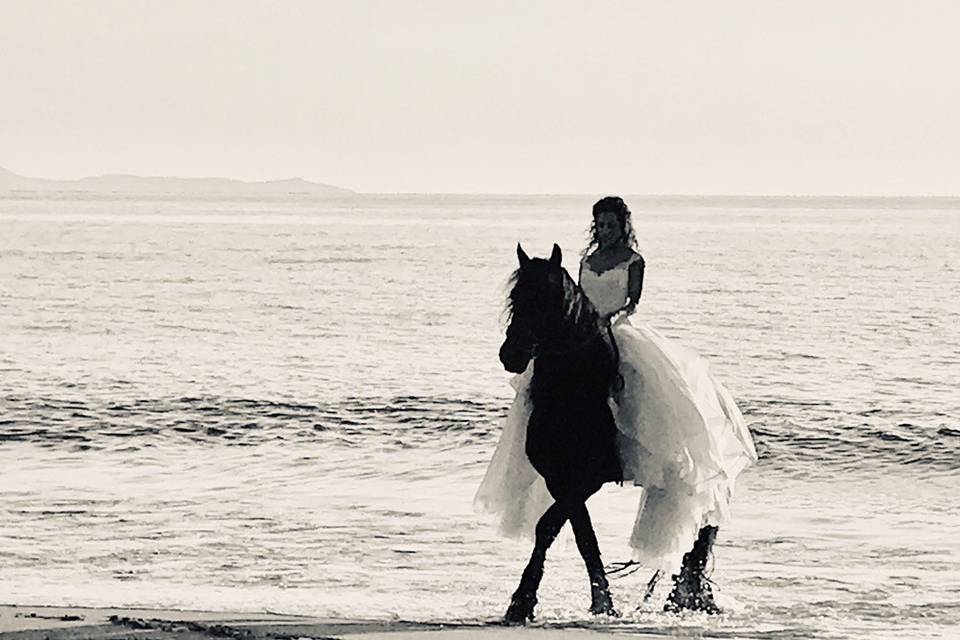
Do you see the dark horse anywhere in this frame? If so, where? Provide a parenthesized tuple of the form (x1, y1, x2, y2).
(498, 243, 623, 622)
(498, 244, 721, 623)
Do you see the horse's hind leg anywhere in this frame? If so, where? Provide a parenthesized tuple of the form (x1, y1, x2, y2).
(664, 525, 721, 614)
(504, 501, 567, 624)
(570, 502, 619, 616)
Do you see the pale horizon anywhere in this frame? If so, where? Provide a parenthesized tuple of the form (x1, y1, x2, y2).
(3, 1, 960, 196)
(8, 163, 960, 199)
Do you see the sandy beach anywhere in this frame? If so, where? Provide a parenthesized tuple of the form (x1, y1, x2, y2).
(0, 605, 681, 640)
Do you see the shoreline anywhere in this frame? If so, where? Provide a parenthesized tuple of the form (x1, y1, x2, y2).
(0, 604, 675, 639)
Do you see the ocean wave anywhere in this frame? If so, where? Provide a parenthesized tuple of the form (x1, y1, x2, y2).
(1, 393, 957, 472)
(0, 394, 504, 451)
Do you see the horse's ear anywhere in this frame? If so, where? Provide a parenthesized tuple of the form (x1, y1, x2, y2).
(517, 243, 531, 268)
(549, 243, 562, 267)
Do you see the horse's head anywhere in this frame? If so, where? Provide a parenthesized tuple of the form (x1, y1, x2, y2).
(500, 243, 587, 373)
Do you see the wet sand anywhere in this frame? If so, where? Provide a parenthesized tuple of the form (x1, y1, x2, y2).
(0, 605, 672, 640)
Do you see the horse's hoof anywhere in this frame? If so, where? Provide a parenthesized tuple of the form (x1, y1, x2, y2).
(664, 600, 723, 615)
(664, 572, 722, 615)
(504, 593, 537, 625)
(503, 606, 534, 625)
(589, 593, 620, 618)
(590, 604, 621, 618)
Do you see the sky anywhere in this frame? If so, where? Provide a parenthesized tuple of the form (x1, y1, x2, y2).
(2, 0, 959, 194)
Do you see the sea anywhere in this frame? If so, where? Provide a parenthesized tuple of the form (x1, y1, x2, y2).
(1, 194, 958, 639)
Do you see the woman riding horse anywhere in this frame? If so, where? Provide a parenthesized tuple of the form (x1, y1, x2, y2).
(476, 197, 758, 622)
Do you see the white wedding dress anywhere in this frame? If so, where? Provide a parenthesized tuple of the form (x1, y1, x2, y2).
(474, 254, 758, 570)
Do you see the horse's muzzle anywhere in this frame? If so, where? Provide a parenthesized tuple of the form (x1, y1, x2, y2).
(499, 341, 531, 374)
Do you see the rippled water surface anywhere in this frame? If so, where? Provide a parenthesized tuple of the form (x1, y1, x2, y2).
(1, 195, 958, 639)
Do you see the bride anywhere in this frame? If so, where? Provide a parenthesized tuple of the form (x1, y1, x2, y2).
(475, 196, 758, 613)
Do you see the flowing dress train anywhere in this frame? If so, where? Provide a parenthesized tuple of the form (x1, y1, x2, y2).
(475, 254, 758, 570)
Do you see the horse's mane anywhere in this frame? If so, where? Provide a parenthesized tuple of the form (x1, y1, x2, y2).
(559, 269, 599, 334)
(504, 260, 623, 392)
(503, 264, 598, 333)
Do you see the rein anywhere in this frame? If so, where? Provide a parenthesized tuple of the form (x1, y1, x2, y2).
(605, 321, 625, 394)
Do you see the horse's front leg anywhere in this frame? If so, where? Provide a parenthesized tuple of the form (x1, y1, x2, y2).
(504, 501, 567, 624)
(570, 502, 619, 616)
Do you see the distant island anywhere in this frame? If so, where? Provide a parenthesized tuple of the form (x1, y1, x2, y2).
(0, 166, 354, 196)
(3, 165, 959, 208)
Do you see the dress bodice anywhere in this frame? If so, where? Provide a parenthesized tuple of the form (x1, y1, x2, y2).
(579, 254, 643, 316)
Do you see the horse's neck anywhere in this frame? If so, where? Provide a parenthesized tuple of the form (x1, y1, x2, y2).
(532, 335, 614, 396)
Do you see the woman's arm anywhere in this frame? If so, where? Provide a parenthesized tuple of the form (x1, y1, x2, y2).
(627, 256, 644, 306)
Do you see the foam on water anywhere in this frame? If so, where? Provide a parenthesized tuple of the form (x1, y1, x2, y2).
(1, 195, 959, 638)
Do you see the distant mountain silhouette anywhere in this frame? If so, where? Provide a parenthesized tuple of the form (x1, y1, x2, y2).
(0, 166, 353, 196)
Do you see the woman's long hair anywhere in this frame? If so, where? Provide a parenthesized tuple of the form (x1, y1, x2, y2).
(582, 196, 638, 257)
